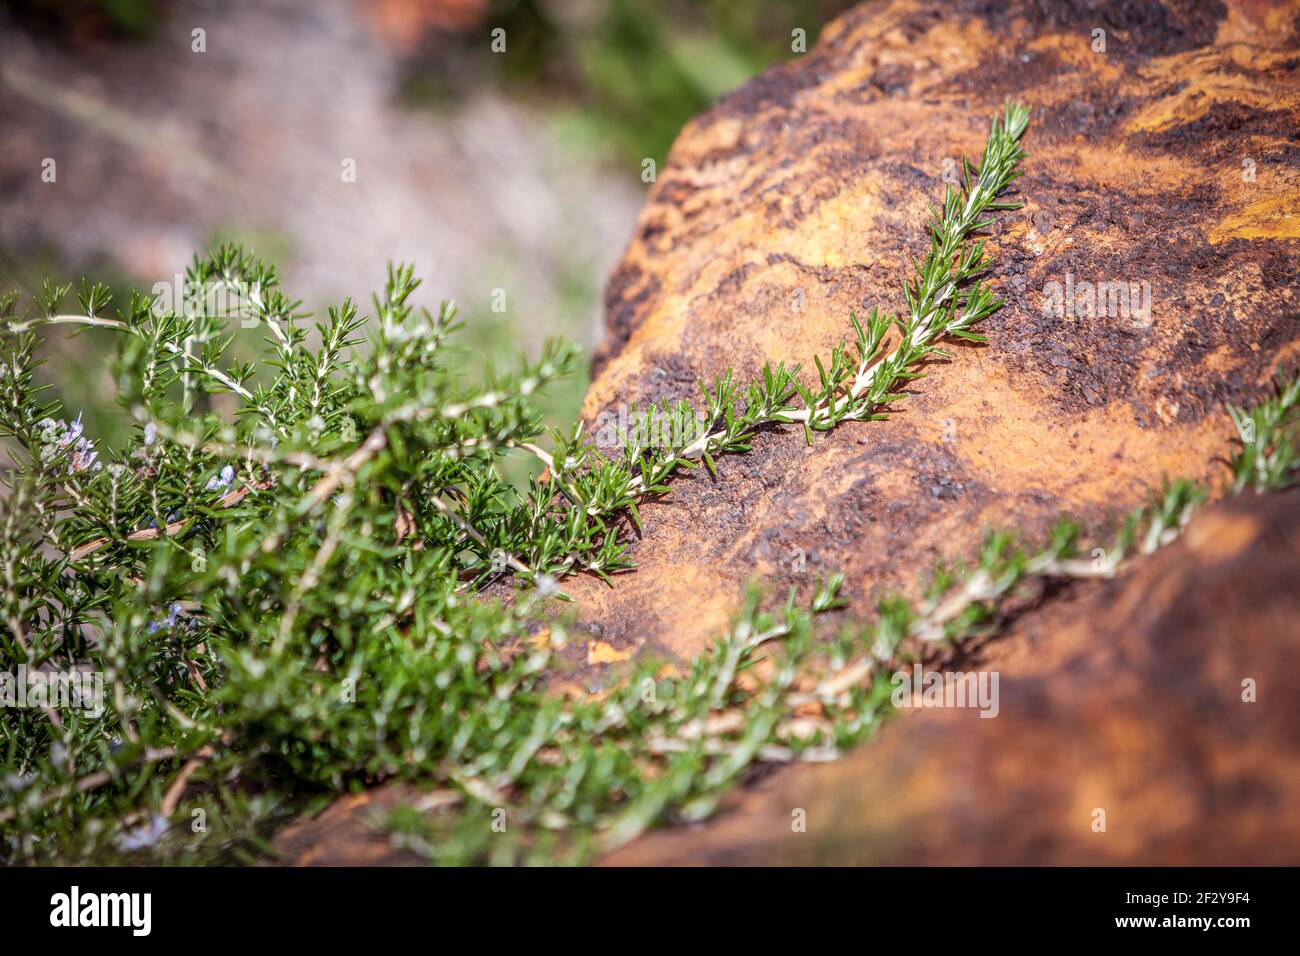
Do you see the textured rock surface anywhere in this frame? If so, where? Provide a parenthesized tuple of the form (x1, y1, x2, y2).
(275, 489, 1300, 865)
(564, 0, 1300, 665)
(274, 0, 1300, 864)
(604, 491, 1300, 865)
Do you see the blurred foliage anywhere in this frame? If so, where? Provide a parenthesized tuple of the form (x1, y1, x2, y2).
(4, 0, 851, 165)
(0, 0, 851, 481)
(402, 0, 851, 165)
(1, 0, 160, 39)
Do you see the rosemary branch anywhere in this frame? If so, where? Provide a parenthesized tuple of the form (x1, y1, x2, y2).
(0, 102, 1052, 866)
(536, 103, 1031, 575)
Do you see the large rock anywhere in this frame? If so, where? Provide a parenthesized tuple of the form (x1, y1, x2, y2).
(564, 0, 1299, 664)
(274, 0, 1300, 864)
(275, 490, 1300, 866)
(604, 491, 1300, 865)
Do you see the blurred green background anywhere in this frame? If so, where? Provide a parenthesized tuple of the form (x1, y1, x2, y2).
(0, 0, 850, 472)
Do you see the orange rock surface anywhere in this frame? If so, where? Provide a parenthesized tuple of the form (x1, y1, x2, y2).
(274, 0, 1300, 865)
(564, 0, 1299, 663)
(604, 491, 1300, 865)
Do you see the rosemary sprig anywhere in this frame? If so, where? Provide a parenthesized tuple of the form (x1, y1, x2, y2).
(1227, 365, 1300, 493)
(528, 102, 1031, 577)
(0, 104, 1044, 864)
(386, 380, 1293, 863)
(2, 229, 1295, 863)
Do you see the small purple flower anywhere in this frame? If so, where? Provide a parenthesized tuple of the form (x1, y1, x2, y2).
(116, 814, 169, 851)
(61, 413, 84, 446)
(69, 436, 99, 474)
(37, 413, 101, 474)
(146, 602, 183, 634)
(4, 772, 36, 791)
(145, 510, 179, 531)
(205, 464, 235, 491)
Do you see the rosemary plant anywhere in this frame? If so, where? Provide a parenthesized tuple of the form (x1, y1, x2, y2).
(1, 95, 1294, 863)
(0, 102, 1149, 865)
(1227, 368, 1300, 493)
(387, 383, 1298, 865)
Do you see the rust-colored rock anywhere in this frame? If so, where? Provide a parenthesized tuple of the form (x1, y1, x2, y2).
(603, 491, 1300, 865)
(273, 0, 1300, 864)
(568, 0, 1300, 663)
(275, 490, 1300, 866)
